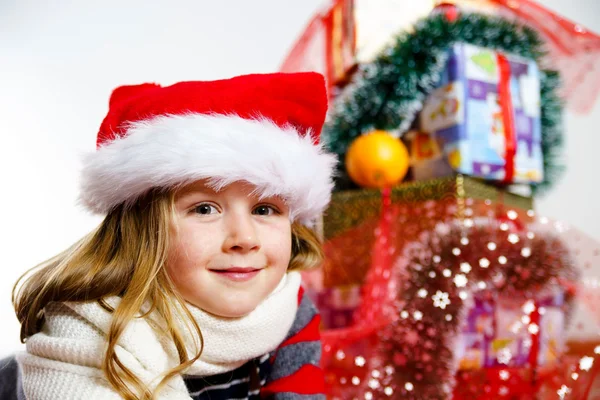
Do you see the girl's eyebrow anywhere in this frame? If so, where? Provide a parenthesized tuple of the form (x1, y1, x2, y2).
(173, 189, 216, 208)
(259, 195, 286, 204)
(176, 184, 217, 199)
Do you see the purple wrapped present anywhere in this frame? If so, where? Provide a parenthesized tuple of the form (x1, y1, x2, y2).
(412, 42, 544, 184)
(456, 288, 565, 370)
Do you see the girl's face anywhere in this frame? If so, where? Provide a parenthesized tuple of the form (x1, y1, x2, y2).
(167, 180, 292, 318)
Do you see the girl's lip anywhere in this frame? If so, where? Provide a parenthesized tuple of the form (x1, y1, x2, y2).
(209, 267, 262, 282)
(218, 267, 261, 273)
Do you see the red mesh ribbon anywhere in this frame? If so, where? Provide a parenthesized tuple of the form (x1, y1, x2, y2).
(310, 186, 598, 398)
(453, 363, 579, 400)
(320, 187, 397, 390)
(352, 187, 397, 325)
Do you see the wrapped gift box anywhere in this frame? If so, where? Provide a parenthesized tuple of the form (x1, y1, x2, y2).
(412, 42, 544, 184)
(315, 285, 362, 329)
(457, 289, 566, 370)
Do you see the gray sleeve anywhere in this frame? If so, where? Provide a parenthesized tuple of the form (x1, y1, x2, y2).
(0, 356, 21, 400)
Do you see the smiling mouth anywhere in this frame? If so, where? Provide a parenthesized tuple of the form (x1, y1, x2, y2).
(209, 267, 263, 282)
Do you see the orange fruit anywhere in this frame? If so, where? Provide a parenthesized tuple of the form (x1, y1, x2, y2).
(345, 130, 410, 188)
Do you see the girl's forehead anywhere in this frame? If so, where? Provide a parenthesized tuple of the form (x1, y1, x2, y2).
(175, 180, 285, 201)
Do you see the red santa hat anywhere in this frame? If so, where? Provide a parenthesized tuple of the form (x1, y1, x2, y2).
(79, 72, 337, 226)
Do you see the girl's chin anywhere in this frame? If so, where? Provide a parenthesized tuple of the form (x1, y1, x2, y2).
(187, 296, 260, 319)
(205, 304, 257, 319)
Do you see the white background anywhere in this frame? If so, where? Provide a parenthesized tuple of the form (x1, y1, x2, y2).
(1, 0, 599, 357)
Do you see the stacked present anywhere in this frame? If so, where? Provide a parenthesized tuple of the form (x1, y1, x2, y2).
(457, 289, 566, 371)
(411, 43, 544, 184)
(315, 285, 362, 330)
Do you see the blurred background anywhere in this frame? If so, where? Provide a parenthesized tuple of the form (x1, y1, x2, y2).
(1, 1, 599, 391)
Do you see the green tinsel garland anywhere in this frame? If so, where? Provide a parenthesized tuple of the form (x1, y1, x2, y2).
(323, 12, 564, 195)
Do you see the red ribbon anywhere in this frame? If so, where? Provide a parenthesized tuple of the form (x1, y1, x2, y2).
(528, 303, 541, 383)
(496, 54, 517, 184)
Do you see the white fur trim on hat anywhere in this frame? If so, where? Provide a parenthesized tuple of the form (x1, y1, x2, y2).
(79, 113, 337, 225)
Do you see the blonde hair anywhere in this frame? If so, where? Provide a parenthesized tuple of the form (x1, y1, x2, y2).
(13, 188, 323, 399)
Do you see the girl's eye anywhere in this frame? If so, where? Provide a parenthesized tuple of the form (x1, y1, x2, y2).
(253, 205, 278, 216)
(194, 204, 218, 215)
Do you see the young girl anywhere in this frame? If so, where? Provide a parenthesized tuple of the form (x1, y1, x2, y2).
(12, 72, 337, 399)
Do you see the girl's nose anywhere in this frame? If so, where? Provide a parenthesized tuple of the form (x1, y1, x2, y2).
(222, 212, 260, 253)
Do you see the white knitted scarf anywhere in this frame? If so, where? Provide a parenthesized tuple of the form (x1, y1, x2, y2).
(18, 271, 301, 399)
